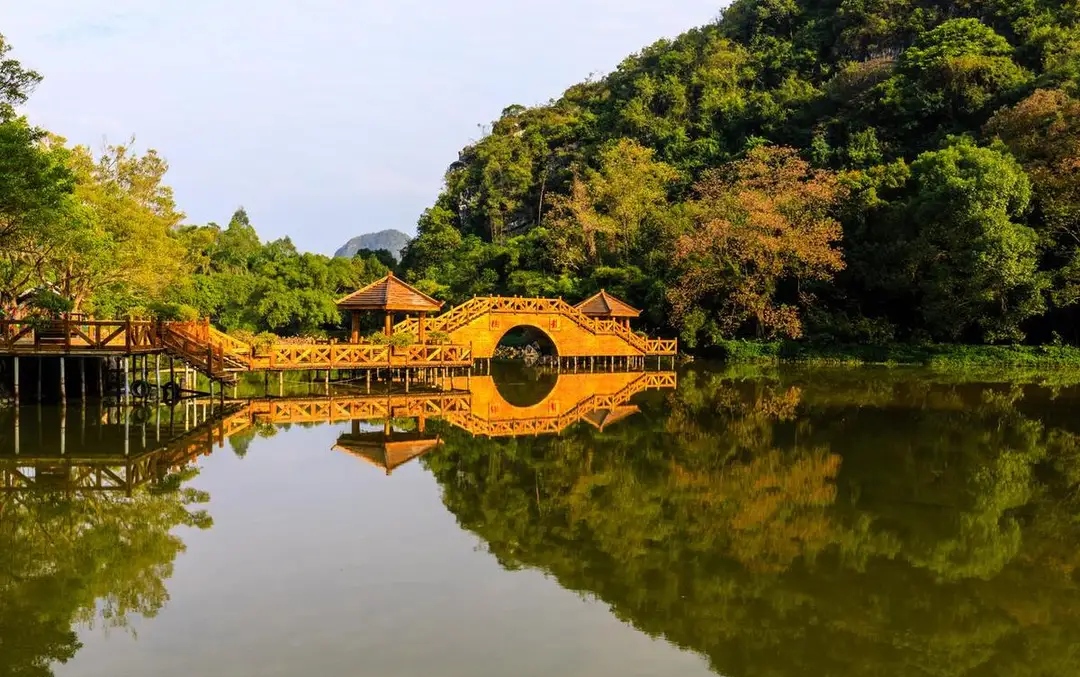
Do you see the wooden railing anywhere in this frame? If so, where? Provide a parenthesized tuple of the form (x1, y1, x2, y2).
(0, 318, 158, 352)
(395, 296, 678, 355)
(248, 342, 473, 371)
(247, 393, 473, 425)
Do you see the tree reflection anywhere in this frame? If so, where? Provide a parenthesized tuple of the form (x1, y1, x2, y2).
(0, 467, 211, 676)
(424, 367, 1080, 676)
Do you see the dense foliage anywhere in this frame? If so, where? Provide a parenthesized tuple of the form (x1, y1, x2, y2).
(400, 0, 1080, 349)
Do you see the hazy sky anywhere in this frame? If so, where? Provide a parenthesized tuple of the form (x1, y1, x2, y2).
(4, 1, 720, 255)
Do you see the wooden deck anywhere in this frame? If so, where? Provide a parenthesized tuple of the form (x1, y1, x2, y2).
(0, 295, 677, 381)
(1, 318, 474, 378)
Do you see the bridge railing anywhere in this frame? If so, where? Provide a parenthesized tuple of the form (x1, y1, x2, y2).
(395, 296, 677, 355)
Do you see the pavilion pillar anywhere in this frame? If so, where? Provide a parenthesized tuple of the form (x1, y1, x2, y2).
(418, 312, 427, 344)
(384, 313, 392, 337)
(350, 311, 361, 344)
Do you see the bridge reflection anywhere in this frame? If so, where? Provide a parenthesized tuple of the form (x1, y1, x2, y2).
(0, 370, 677, 490)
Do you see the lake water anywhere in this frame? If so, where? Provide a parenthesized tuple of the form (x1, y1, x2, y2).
(4, 363, 1080, 676)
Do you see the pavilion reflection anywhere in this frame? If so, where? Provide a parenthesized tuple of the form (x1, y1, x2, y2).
(0, 370, 677, 487)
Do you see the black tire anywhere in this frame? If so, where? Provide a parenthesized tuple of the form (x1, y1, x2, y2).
(131, 380, 151, 399)
(161, 381, 181, 404)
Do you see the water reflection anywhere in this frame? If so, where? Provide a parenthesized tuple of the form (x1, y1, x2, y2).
(0, 402, 216, 677)
(4, 365, 1080, 675)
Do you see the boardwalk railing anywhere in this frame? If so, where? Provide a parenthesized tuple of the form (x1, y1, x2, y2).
(395, 297, 678, 355)
(0, 319, 158, 352)
(248, 342, 473, 371)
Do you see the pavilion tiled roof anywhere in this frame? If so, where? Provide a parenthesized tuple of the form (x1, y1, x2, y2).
(575, 290, 641, 318)
(333, 433, 443, 475)
(336, 272, 444, 313)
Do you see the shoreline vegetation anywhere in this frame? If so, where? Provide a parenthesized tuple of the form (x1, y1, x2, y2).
(709, 341, 1080, 368)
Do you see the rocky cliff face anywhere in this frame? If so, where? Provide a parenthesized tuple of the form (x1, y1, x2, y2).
(334, 229, 411, 261)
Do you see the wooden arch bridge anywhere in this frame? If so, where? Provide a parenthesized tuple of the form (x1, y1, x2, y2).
(0, 291, 677, 390)
(0, 370, 677, 492)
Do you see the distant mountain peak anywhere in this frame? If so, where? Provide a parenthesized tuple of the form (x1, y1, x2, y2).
(334, 229, 411, 261)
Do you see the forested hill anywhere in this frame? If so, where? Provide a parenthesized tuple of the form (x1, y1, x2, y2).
(400, 0, 1080, 348)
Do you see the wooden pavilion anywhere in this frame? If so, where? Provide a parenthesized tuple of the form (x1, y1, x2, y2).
(336, 272, 444, 344)
(575, 290, 641, 328)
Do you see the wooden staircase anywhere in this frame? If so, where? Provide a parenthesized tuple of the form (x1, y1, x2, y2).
(159, 320, 252, 381)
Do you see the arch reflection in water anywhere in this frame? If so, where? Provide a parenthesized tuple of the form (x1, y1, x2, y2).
(0, 369, 678, 487)
(243, 368, 677, 473)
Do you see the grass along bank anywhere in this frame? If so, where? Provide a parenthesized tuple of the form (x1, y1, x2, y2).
(708, 341, 1080, 368)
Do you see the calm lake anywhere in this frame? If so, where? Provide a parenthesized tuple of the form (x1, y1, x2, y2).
(4, 363, 1080, 676)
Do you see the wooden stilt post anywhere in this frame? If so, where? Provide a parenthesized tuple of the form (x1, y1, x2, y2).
(12, 356, 18, 403)
(155, 354, 161, 392)
(80, 358, 86, 400)
(366, 370, 371, 393)
(37, 359, 42, 402)
(59, 358, 66, 403)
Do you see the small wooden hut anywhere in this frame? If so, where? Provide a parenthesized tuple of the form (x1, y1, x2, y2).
(336, 272, 444, 343)
(333, 420, 443, 475)
(574, 290, 641, 329)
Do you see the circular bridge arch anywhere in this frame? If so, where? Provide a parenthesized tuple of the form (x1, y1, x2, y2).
(494, 324, 560, 358)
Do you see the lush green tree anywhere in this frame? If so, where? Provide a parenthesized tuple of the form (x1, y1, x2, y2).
(903, 137, 1044, 341)
(54, 141, 187, 316)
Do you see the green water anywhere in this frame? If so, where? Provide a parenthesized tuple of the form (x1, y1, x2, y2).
(3, 365, 1080, 676)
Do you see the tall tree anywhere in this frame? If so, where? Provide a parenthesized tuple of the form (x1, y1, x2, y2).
(904, 137, 1044, 341)
(669, 145, 846, 343)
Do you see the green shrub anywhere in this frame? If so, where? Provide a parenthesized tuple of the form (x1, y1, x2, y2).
(427, 330, 451, 344)
(365, 331, 390, 345)
(252, 332, 278, 355)
(388, 331, 416, 348)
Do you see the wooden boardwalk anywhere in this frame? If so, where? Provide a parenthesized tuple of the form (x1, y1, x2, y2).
(0, 296, 677, 382)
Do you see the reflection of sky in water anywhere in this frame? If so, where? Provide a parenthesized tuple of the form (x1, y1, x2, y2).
(55, 423, 712, 677)
(8, 366, 1080, 677)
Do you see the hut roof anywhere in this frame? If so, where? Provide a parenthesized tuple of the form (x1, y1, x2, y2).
(575, 290, 641, 318)
(583, 405, 641, 431)
(333, 432, 443, 475)
(336, 272, 444, 313)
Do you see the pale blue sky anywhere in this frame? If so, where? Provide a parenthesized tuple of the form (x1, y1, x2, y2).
(4, 1, 720, 254)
